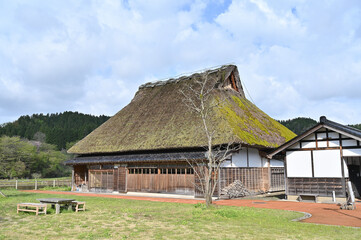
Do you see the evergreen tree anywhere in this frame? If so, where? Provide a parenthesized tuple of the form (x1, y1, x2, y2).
(278, 117, 317, 135)
(0, 111, 109, 150)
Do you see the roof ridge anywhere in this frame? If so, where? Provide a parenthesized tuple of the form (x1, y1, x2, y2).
(321, 117, 361, 134)
(139, 64, 235, 89)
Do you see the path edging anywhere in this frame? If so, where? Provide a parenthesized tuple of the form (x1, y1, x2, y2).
(291, 211, 312, 222)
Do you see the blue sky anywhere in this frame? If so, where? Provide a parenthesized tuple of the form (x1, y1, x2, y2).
(0, 0, 361, 124)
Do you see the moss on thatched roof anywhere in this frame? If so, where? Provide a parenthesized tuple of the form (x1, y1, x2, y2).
(68, 65, 295, 155)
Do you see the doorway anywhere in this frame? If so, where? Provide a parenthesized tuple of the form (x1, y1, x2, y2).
(345, 157, 361, 198)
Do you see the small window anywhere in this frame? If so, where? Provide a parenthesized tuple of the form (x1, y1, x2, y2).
(150, 168, 157, 174)
(160, 169, 167, 174)
(134, 168, 140, 174)
(102, 165, 113, 169)
(89, 165, 101, 170)
(187, 168, 194, 174)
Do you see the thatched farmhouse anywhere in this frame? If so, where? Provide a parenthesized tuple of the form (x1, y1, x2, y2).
(66, 65, 295, 197)
(268, 116, 361, 203)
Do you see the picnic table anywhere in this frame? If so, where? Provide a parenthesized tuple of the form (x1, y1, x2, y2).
(37, 198, 75, 214)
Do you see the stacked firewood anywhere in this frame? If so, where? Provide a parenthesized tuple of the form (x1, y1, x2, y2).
(220, 180, 250, 199)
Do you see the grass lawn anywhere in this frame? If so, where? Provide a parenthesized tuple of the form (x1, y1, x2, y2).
(0, 190, 360, 240)
(0, 177, 71, 183)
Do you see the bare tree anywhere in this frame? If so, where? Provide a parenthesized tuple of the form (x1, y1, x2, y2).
(180, 72, 239, 207)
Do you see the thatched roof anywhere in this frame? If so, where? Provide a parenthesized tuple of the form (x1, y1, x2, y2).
(69, 65, 296, 155)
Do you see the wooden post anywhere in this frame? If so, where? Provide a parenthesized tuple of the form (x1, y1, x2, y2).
(267, 159, 271, 191)
(71, 169, 75, 191)
(339, 134, 346, 197)
(284, 154, 288, 198)
(35, 180, 37, 190)
(53, 180, 56, 188)
(16, 180, 18, 190)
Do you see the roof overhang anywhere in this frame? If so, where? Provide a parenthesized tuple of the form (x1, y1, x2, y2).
(65, 151, 207, 165)
(267, 116, 361, 159)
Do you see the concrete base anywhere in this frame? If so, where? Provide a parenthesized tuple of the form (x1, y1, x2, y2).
(287, 195, 346, 203)
(126, 192, 196, 199)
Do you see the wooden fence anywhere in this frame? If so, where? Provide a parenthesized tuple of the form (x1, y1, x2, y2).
(270, 167, 285, 192)
(0, 179, 72, 190)
(219, 167, 270, 194)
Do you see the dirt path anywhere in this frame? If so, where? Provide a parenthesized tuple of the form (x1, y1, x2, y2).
(215, 199, 361, 227)
(23, 190, 361, 228)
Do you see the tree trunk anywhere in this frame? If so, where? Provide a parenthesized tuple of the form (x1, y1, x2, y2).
(204, 173, 213, 207)
(205, 194, 212, 207)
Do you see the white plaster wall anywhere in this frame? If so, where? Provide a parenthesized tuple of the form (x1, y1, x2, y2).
(304, 134, 315, 141)
(270, 159, 284, 167)
(313, 150, 341, 177)
(301, 141, 316, 148)
(343, 159, 349, 178)
(222, 148, 264, 167)
(343, 148, 361, 157)
(329, 140, 340, 147)
(317, 133, 327, 139)
(328, 132, 339, 139)
(286, 151, 312, 177)
(290, 143, 300, 149)
(248, 148, 262, 167)
(342, 139, 358, 147)
(261, 157, 269, 167)
(318, 141, 327, 148)
(226, 148, 247, 167)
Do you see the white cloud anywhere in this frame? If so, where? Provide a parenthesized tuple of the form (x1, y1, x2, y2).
(0, 0, 361, 125)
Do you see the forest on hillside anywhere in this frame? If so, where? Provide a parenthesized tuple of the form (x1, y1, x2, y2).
(0, 136, 70, 179)
(278, 117, 318, 135)
(0, 112, 109, 179)
(278, 117, 361, 135)
(0, 111, 110, 150)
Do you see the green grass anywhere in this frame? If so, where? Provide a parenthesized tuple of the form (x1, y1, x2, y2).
(0, 177, 71, 183)
(0, 190, 360, 239)
(38, 186, 72, 191)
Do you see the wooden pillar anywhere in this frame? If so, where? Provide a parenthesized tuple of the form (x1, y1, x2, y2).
(113, 166, 119, 192)
(339, 134, 346, 197)
(118, 165, 127, 193)
(71, 169, 75, 191)
(284, 154, 288, 197)
(267, 159, 271, 192)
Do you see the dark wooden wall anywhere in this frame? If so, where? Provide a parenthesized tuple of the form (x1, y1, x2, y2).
(74, 165, 87, 186)
(270, 167, 285, 191)
(73, 164, 277, 197)
(88, 169, 114, 192)
(219, 167, 270, 194)
(117, 167, 127, 192)
(126, 167, 194, 194)
(287, 177, 346, 197)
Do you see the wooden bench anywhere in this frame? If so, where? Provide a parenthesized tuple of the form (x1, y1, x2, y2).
(17, 203, 47, 215)
(72, 201, 86, 212)
(298, 194, 319, 202)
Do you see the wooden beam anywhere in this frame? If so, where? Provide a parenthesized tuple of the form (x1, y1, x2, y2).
(311, 150, 315, 178)
(230, 72, 239, 92)
(284, 155, 288, 196)
(326, 128, 329, 147)
(71, 169, 75, 191)
(339, 133, 346, 197)
(246, 147, 249, 168)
